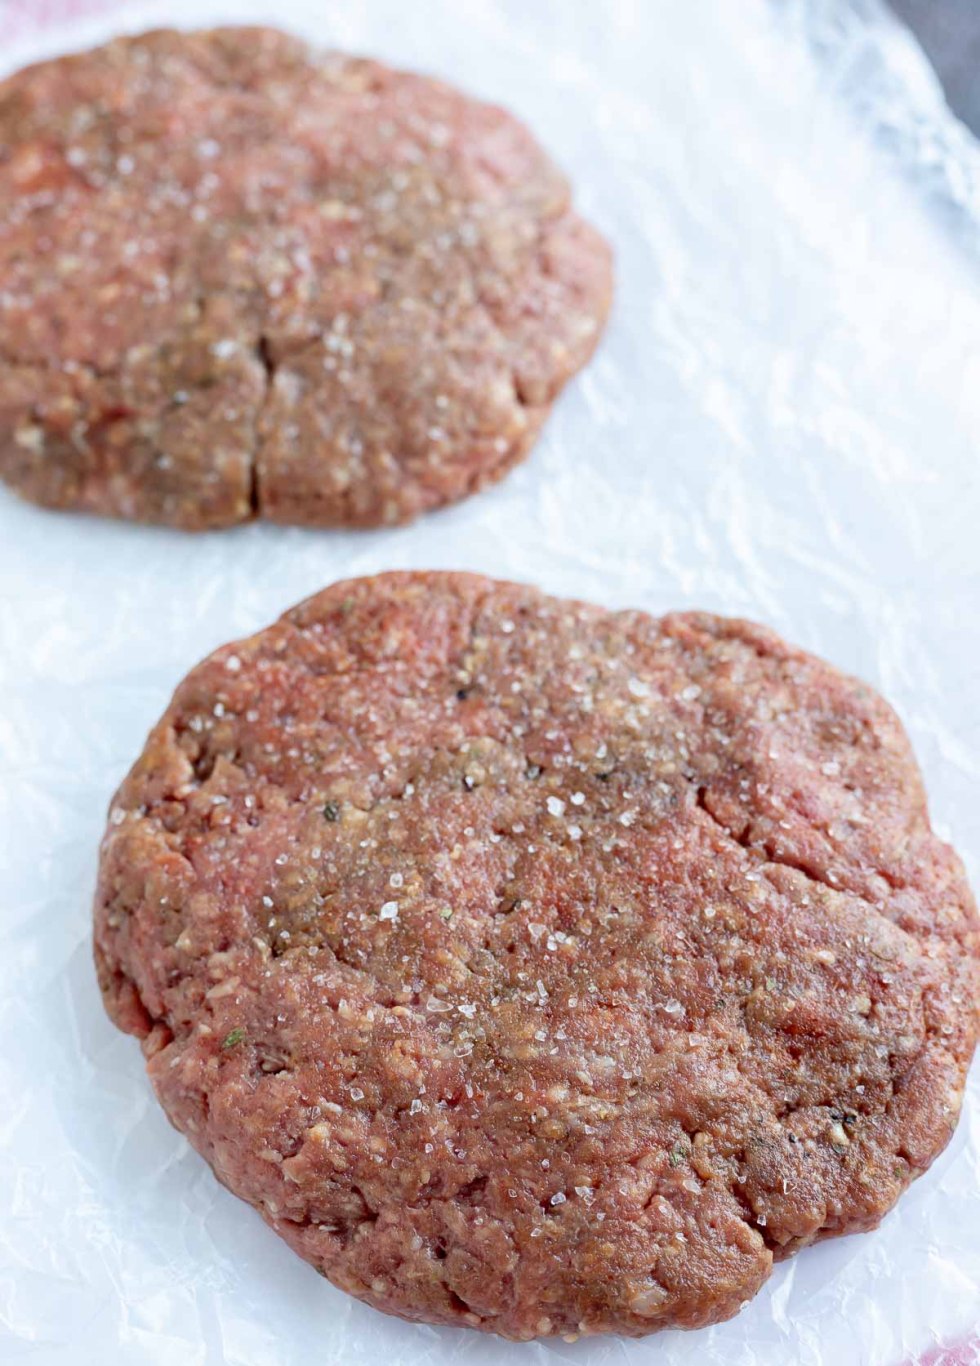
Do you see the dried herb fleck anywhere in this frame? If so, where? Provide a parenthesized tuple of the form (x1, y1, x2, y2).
(323, 800, 341, 822)
(669, 1143, 689, 1168)
(221, 1027, 246, 1050)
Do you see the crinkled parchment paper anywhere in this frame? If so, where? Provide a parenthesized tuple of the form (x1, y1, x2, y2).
(1, 2, 978, 1362)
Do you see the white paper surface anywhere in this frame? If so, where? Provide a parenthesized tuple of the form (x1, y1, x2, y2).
(1, 2, 979, 1363)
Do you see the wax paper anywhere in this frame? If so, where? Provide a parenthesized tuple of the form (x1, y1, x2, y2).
(1, 1, 978, 1363)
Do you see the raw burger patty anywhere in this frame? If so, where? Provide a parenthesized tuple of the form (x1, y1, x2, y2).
(0, 29, 611, 528)
(94, 573, 980, 1339)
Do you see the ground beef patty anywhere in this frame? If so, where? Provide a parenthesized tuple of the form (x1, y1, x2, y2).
(0, 30, 611, 528)
(94, 573, 980, 1339)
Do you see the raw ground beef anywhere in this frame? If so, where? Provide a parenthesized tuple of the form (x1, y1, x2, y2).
(0, 29, 612, 527)
(95, 572, 980, 1338)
